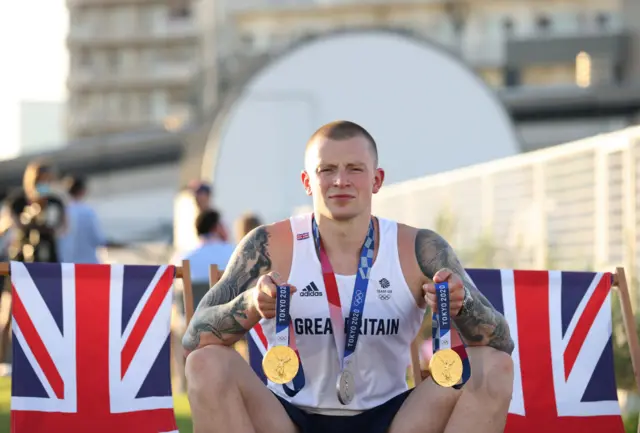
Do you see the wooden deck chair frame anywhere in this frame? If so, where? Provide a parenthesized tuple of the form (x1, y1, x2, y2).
(182, 265, 640, 432)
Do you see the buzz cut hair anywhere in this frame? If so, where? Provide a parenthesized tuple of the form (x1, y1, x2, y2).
(305, 120, 379, 166)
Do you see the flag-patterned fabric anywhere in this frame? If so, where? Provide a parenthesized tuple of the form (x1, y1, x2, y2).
(10, 261, 179, 433)
(247, 268, 625, 432)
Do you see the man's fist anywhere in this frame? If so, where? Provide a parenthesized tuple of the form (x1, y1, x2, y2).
(250, 271, 297, 319)
(422, 268, 465, 316)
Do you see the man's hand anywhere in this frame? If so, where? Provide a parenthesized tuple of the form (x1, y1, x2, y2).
(415, 228, 515, 355)
(181, 226, 272, 352)
(250, 271, 297, 319)
(422, 268, 464, 317)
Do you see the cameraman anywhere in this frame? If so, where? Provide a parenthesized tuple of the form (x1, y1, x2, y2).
(4, 159, 67, 263)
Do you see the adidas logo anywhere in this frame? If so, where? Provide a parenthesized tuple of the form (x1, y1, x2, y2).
(300, 282, 323, 297)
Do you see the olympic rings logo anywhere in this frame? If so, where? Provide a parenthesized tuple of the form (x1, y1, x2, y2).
(354, 291, 364, 305)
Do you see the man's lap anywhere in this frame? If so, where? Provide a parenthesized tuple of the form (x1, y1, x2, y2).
(273, 390, 413, 433)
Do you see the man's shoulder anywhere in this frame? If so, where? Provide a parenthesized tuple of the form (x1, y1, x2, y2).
(246, 219, 292, 242)
(394, 222, 422, 249)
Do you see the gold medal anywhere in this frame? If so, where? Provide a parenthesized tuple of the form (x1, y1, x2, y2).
(262, 346, 299, 384)
(429, 348, 463, 388)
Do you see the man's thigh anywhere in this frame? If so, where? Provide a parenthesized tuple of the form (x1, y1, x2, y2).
(242, 381, 300, 433)
(388, 376, 460, 433)
(388, 346, 508, 433)
(187, 345, 299, 433)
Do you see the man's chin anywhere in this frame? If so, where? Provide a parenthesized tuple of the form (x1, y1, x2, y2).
(325, 208, 361, 222)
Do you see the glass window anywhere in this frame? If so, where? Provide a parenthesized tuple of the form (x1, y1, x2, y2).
(521, 64, 575, 86)
(79, 48, 93, 68)
(168, 0, 191, 19)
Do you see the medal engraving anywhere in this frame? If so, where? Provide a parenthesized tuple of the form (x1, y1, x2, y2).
(429, 348, 463, 388)
(336, 369, 355, 405)
(262, 346, 299, 385)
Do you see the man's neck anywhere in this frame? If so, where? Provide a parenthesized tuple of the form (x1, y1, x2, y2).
(200, 234, 221, 244)
(315, 212, 373, 257)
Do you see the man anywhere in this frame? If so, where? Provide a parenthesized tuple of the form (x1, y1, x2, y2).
(177, 209, 235, 303)
(57, 176, 107, 263)
(189, 180, 214, 213)
(182, 121, 515, 433)
(172, 209, 236, 393)
(4, 159, 66, 263)
(233, 212, 262, 244)
(188, 180, 230, 242)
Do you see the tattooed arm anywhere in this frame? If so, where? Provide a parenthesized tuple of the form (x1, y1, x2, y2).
(415, 229, 515, 355)
(181, 226, 272, 351)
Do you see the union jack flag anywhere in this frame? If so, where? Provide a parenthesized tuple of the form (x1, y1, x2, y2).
(247, 268, 625, 433)
(10, 261, 179, 433)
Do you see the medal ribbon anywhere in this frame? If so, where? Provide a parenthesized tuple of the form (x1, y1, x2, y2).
(311, 215, 375, 372)
(275, 284, 306, 396)
(432, 282, 471, 389)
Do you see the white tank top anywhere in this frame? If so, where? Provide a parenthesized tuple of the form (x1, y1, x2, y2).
(260, 213, 425, 415)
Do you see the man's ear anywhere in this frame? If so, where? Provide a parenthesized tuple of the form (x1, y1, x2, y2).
(372, 168, 385, 194)
(301, 170, 312, 196)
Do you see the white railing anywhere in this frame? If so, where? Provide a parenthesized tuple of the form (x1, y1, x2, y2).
(372, 126, 640, 308)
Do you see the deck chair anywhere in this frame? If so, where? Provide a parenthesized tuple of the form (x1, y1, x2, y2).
(184, 265, 640, 433)
(408, 267, 640, 433)
(1, 260, 195, 433)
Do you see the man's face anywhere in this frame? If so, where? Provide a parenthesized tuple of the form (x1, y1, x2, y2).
(195, 191, 210, 211)
(302, 136, 385, 221)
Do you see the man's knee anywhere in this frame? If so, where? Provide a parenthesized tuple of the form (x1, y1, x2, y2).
(185, 345, 238, 400)
(468, 347, 514, 402)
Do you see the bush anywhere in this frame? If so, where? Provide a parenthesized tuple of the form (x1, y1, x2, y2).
(624, 411, 638, 433)
(611, 290, 640, 391)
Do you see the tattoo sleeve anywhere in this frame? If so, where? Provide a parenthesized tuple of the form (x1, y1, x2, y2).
(181, 226, 272, 351)
(415, 229, 515, 355)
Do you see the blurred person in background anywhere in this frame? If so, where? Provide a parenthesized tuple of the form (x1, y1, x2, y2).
(0, 160, 66, 364)
(0, 205, 13, 363)
(188, 180, 229, 242)
(57, 176, 107, 264)
(189, 180, 213, 213)
(233, 212, 262, 244)
(3, 159, 67, 263)
(171, 208, 235, 392)
(178, 209, 235, 304)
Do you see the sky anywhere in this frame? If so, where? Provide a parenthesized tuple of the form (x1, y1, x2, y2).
(0, 1, 68, 160)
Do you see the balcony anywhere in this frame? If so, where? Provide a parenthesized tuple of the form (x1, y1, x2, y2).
(506, 30, 629, 68)
(67, 21, 197, 46)
(67, 0, 166, 6)
(67, 104, 193, 138)
(68, 63, 197, 91)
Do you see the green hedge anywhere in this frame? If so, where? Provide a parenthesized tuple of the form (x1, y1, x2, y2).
(624, 412, 639, 433)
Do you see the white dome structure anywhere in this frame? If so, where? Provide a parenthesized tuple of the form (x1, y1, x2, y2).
(205, 30, 521, 225)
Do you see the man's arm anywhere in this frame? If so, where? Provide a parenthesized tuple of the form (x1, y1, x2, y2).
(181, 226, 272, 351)
(415, 229, 515, 355)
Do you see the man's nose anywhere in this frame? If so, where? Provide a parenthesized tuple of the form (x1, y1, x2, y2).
(333, 172, 350, 187)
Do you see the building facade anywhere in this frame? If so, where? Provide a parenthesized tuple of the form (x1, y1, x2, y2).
(211, 0, 634, 151)
(48, 0, 640, 244)
(66, 0, 199, 138)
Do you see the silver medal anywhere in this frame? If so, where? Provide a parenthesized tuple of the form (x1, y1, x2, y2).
(336, 369, 355, 405)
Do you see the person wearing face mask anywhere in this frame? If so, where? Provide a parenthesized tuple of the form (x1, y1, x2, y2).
(3, 159, 67, 263)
